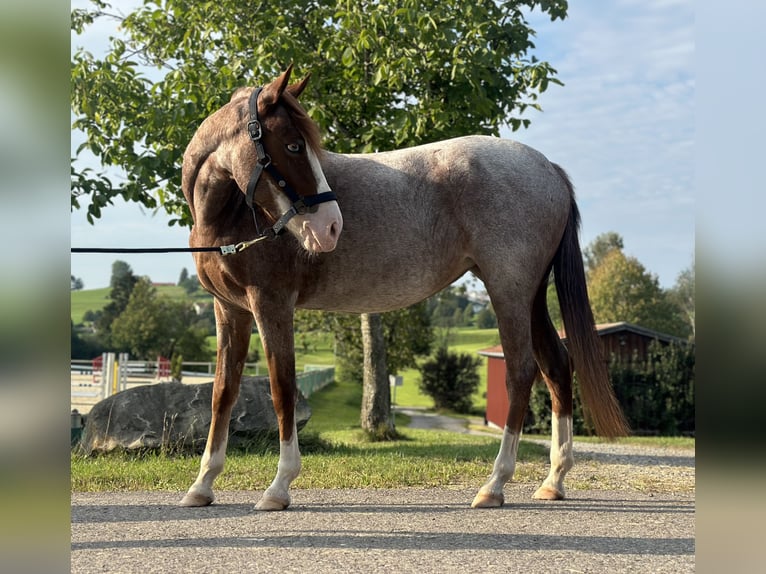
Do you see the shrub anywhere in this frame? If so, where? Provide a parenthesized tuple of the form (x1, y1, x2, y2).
(418, 347, 482, 413)
(523, 340, 695, 436)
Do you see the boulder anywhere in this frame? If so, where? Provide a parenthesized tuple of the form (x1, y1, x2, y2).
(79, 376, 311, 454)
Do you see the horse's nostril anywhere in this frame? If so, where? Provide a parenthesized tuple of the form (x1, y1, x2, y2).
(329, 221, 339, 238)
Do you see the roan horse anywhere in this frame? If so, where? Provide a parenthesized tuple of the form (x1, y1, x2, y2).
(180, 66, 628, 511)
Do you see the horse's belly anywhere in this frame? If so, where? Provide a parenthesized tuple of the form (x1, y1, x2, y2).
(297, 256, 472, 314)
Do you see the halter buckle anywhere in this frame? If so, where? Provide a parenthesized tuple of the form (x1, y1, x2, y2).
(247, 119, 262, 141)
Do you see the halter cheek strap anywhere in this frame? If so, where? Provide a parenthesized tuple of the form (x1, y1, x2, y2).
(244, 87, 337, 238)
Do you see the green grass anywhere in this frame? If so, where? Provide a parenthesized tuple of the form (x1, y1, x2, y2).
(70, 376, 694, 493)
(71, 376, 548, 492)
(70, 287, 112, 324)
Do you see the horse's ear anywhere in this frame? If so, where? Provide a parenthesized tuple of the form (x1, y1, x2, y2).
(287, 74, 311, 99)
(260, 64, 294, 107)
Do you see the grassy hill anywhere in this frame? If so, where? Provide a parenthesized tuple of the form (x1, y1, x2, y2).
(71, 285, 213, 324)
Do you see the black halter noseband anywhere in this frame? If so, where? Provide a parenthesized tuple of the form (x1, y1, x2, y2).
(243, 87, 337, 238)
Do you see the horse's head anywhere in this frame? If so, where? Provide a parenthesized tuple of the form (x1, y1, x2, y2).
(236, 66, 343, 253)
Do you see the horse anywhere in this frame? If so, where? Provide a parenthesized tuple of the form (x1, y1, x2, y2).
(179, 65, 628, 511)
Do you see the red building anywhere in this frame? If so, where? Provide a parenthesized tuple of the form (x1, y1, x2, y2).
(478, 322, 686, 429)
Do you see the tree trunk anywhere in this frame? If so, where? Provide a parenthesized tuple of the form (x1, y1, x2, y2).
(360, 312, 394, 438)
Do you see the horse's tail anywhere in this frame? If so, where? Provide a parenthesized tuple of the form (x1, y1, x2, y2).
(551, 164, 630, 438)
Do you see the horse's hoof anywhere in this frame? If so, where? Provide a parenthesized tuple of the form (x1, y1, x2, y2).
(179, 489, 214, 507)
(255, 495, 290, 511)
(532, 485, 565, 500)
(470, 491, 504, 508)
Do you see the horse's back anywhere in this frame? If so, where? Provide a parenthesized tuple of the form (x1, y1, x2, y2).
(329, 135, 572, 252)
(329, 135, 569, 208)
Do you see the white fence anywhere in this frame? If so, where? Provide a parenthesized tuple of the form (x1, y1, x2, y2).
(71, 354, 334, 404)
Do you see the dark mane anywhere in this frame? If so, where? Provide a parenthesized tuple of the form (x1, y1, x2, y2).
(280, 91, 323, 156)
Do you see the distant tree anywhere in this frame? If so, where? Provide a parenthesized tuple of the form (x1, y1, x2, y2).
(71, 275, 84, 291)
(180, 273, 200, 295)
(70, 320, 106, 360)
(461, 304, 475, 326)
(588, 250, 691, 338)
(475, 306, 497, 329)
(297, 303, 433, 387)
(110, 277, 211, 362)
(427, 285, 472, 327)
(178, 267, 189, 285)
(94, 260, 138, 344)
(584, 231, 624, 276)
(82, 309, 101, 324)
(668, 263, 695, 339)
(246, 344, 260, 365)
(191, 302, 216, 335)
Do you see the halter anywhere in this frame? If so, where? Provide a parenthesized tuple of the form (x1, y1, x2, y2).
(243, 86, 337, 239)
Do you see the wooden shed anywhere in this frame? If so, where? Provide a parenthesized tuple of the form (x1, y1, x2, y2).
(477, 322, 685, 429)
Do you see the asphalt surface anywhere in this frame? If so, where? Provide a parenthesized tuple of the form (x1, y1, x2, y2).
(71, 410, 695, 572)
(71, 488, 694, 573)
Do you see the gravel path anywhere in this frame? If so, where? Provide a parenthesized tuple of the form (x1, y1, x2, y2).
(396, 407, 695, 495)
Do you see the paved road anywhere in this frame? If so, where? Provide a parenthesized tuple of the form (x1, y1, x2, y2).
(72, 410, 695, 572)
(72, 487, 694, 573)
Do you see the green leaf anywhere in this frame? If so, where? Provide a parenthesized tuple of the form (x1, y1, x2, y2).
(341, 46, 354, 67)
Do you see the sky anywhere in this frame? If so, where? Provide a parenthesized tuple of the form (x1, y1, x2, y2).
(71, 0, 694, 290)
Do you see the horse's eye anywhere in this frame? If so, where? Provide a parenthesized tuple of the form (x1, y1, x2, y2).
(286, 143, 302, 153)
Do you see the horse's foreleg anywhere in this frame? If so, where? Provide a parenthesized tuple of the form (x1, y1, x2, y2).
(180, 301, 253, 507)
(253, 304, 301, 511)
(472, 320, 538, 508)
(530, 281, 574, 501)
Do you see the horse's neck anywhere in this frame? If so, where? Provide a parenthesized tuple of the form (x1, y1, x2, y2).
(194, 179, 248, 230)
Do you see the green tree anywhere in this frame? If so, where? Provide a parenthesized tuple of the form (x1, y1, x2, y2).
(475, 305, 497, 329)
(180, 273, 200, 295)
(94, 260, 138, 344)
(111, 277, 211, 362)
(299, 303, 433, 387)
(588, 250, 691, 338)
(178, 267, 189, 285)
(668, 263, 695, 339)
(71, 275, 84, 291)
(584, 231, 625, 276)
(71, 0, 567, 223)
(71, 320, 106, 360)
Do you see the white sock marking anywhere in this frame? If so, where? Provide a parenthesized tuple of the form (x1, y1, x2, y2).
(479, 427, 520, 499)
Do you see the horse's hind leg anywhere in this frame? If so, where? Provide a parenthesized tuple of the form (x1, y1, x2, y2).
(530, 280, 574, 501)
(180, 300, 253, 507)
(471, 300, 539, 509)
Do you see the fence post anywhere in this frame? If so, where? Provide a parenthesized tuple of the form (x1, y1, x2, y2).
(101, 352, 115, 398)
(118, 352, 129, 392)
